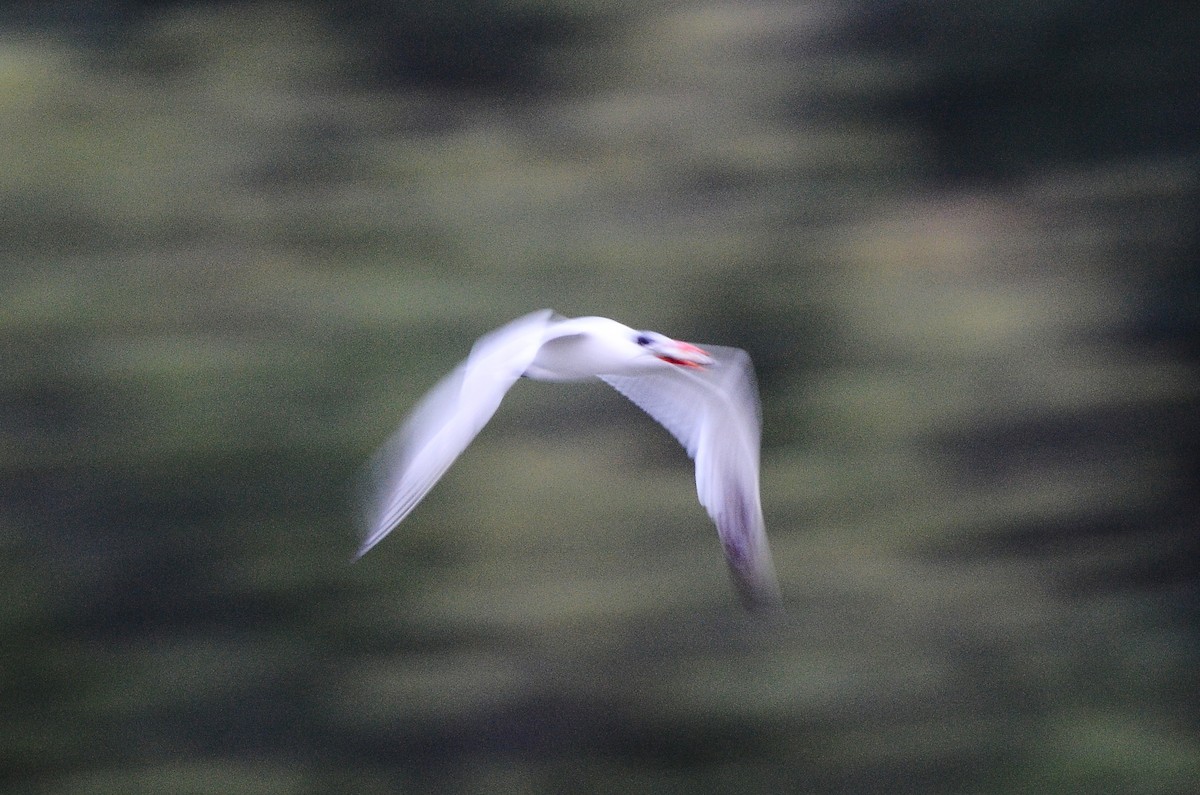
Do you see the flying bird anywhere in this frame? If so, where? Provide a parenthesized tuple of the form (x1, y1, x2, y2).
(358, 310, 781, 610)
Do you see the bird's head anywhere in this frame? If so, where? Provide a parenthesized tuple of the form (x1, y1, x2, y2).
(634, 331, 714, 368)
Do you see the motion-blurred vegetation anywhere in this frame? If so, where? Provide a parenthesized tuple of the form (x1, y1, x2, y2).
(2, 1, 1197, 792)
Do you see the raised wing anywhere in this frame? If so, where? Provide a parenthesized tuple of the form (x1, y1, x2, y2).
(358, 310, 555, 558)
(601, 346, 781, 610)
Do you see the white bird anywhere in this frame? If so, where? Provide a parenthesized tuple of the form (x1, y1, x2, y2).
(358, 310, 781, 610)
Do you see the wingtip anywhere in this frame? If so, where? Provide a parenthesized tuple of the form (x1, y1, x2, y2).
(719, 523, 782, 613)
(353, 533, 384, 562)
(732, 575, 784, 615)
(723, 537, 783, 613)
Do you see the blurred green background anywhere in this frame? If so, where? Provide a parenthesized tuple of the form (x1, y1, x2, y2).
(2, 1, 1197, 792)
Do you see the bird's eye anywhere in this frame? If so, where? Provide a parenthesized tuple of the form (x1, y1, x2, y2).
(635, 334, 652, 346)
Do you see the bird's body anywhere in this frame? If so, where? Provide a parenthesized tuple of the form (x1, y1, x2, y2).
(359, 310, 781, 609)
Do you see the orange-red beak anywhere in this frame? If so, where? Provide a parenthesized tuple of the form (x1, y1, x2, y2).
(655, 340, 713, 368)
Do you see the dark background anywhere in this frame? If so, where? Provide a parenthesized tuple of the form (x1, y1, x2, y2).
(2, 1, 1197, 792)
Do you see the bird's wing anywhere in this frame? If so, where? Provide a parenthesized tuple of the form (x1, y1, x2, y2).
(358, 309, 555, 558)
(600, 346, 781, 610)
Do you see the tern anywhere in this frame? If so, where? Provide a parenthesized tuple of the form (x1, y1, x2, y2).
(358, 309, 781, 610)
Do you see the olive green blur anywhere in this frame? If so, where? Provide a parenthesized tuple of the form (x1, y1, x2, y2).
(2, 2, 1197, 793)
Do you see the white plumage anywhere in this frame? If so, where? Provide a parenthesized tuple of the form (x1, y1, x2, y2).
(359, 310, 780, 610)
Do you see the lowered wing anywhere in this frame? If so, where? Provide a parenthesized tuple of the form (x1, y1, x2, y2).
(601, 346, 781, 610)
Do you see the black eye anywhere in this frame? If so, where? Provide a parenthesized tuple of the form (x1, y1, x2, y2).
(635, 334, 652, 346)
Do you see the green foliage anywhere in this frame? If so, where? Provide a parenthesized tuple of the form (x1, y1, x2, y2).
(1, 2, 1197, 793)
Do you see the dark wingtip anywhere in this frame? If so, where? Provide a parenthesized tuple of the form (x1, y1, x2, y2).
(732, 575, 784, 615)
(721, 530, 782, 614)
